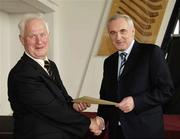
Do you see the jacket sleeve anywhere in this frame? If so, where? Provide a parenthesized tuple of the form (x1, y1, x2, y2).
(134, 46, 174, 114)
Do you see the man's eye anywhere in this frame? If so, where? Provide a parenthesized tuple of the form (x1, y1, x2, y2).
(40, 33, 46, 37)
(120, 29, 128, 34)
(28, 35, 36, 39)
(110, 31, 116, 35)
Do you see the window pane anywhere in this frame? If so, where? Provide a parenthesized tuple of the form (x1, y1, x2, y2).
(174, 20, 179, 34)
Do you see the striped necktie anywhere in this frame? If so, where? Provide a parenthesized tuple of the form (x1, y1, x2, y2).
(44, 60, 55, 80)
(118, 52, 127, 78)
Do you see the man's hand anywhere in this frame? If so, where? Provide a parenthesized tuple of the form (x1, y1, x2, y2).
(95, 116, 105, 131)
(73, 102, 91, 112)
(89, 116, 105, 136)
(115, 96, 134, 113)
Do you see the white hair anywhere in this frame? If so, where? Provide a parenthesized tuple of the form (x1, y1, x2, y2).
(18, 13, 49, 36)
(107, 14, 134, 28)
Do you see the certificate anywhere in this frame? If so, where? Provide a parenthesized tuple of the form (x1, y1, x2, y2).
(72, 96, 117, 105)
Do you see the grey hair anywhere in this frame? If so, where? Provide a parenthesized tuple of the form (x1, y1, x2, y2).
(107, 14, 134, 28)
(18, 13, 49, 37)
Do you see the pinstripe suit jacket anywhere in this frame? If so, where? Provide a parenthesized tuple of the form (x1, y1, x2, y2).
(8, 53, 90, 139)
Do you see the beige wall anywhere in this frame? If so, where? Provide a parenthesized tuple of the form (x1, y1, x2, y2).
(0, 12, 11, 115)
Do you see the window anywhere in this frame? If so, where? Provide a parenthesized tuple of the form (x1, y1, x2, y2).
(161, 0, 180, 52)
(173, 20, 179, 34)
(173, 8, 180, 35)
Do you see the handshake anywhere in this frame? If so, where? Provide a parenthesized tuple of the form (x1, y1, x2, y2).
(73, 102, 105, 136)
(89, 116, 105, 136)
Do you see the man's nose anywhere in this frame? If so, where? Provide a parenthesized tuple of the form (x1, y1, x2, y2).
(36, 35, 42, 44)
(116, 32, 122, 40)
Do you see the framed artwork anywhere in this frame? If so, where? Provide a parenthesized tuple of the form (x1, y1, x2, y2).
(98, 0, 168, 55)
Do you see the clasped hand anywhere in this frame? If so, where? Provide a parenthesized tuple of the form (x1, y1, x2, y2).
(73, 102, 105, 135)
(89, 116, 105, 136)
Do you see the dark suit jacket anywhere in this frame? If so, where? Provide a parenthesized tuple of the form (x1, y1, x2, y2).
(97, 41, 174, 138)
(163, 37, 180, 114)
(8, 53, 90, 139)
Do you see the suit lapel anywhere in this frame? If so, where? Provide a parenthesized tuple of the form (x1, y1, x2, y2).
(21, 53, 71, 101)
(21, 53, 53, 80)
(49, 61, 62, 85)
(108, 52, 119, 81)
(120, 42, 141, 78)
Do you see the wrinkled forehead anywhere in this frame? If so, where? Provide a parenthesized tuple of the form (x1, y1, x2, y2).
(24, 19, 47, 34)
(108, 18, 131, 31)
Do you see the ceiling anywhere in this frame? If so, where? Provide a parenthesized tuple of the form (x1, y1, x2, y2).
(0, 0, 58, 14)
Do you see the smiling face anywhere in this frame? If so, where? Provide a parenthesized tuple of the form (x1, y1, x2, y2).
(108, 18, 135, 51)
(19, 19, 49, 59)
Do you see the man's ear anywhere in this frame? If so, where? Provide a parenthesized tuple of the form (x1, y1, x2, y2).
(19, 35, 25, 46)
(132, 28, 135, 36)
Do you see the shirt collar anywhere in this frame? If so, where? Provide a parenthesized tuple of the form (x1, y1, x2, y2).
(118, 40, 134, 58)
(25, 52, 48, 68)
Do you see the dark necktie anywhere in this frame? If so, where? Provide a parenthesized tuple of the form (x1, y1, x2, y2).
(118, 52, 127, 78)
(44, 60, 55, 80)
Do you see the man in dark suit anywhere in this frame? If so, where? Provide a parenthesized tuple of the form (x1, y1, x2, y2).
(8, 14, 104, 139)
(97, 14, 174, 139)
